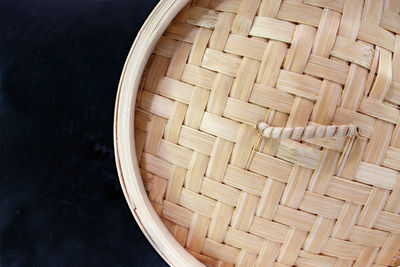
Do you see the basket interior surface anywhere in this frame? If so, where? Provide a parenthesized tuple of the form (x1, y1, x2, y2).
(133, 0, 400, 266)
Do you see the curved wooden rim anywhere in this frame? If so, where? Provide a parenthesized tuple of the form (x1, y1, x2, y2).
(114, 0, 203, 266)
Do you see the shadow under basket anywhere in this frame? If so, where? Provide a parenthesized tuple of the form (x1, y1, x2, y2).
(114, 0, 400, 266)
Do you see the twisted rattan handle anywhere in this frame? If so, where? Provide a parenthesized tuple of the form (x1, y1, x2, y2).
(257, 122, 359, 139)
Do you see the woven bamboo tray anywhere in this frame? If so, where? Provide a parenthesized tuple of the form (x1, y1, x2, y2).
(114, 0, 400, 266)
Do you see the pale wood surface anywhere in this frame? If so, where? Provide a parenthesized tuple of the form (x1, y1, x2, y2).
(116, 0, 400, 266)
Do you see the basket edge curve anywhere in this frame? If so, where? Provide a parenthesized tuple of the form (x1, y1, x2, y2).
(113, 0, 203, 266)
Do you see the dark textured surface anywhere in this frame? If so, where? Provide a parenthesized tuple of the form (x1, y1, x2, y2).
(0, 0, 168, 266)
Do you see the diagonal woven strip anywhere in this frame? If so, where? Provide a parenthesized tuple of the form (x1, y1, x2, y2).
(121, 0, 400, 266)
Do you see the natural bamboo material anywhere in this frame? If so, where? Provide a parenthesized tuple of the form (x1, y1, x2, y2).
(115, 0, 400, 266)
(257, 122, 358, 139)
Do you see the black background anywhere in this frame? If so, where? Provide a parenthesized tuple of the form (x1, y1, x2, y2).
(1, 0, 168, 266)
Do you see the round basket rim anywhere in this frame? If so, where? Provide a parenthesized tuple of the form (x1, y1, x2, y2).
(115, 1, 400, 266)
(113, 0, 202, 266)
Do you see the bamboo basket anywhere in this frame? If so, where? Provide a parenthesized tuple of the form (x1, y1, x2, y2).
(114, 0, 400, 266)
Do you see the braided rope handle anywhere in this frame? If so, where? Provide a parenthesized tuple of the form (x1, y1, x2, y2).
(257, 122, 359, 140)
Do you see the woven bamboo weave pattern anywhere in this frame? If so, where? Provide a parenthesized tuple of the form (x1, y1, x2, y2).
(134, 0, 400, 266)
